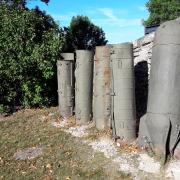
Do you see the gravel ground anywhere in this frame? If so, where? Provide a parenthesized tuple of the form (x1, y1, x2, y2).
(53, 117, 180, 180)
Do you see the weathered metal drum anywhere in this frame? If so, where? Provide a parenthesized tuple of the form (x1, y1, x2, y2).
(93, 46, 111, 130)
(110, 43, 136, 140)
(139, 18, 180, 156)
(57, 53, 74, 118)
(75, 50, 93, 124)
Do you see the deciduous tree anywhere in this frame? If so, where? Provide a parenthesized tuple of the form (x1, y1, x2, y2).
(144, 0, 180, 26)
(62, 16, 107, 52)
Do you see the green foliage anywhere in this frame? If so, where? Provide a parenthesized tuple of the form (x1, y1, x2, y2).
(62, 15, 107, 52)
(144, 0, 180, 26)
(0, 5, 63, 112)
(0, 0, 49, 8)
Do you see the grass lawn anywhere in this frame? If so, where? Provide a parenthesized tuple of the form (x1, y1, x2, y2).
(0, 108, 128, 180)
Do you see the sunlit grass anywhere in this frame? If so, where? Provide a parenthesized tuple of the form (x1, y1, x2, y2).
(0, 108, 129, 180)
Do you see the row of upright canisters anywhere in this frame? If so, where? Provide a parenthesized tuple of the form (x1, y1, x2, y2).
(57, 43, 136, 141)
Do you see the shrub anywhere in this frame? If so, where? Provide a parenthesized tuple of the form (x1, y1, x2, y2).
(0, 5, 63, 112)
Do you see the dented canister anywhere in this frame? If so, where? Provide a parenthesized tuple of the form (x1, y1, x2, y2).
(139, 18, 180, 156)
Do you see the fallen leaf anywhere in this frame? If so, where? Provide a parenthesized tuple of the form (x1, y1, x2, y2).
(46, 164, 52, 169)
(65, 177, 71, 180)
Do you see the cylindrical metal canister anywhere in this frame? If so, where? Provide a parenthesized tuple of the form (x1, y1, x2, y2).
(93, 46, 111, 130)
(75, 50, 93, 124)
(138, 18, 180, 156)
(57, 53, 74, 119)
(110, 43, 136, 141)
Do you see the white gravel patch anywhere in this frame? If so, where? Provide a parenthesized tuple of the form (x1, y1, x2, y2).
(88, 138, 117, 158)
(138, 153, 161, 173)
(51, 119, 68, 128)
(166, 161, 180, 180)
(65, 125, 90, 137)
(51, 117, 180, 178)
(113, 153, 138, 175)
(48, 112, 56, 117)
(51, 117, 70, 128)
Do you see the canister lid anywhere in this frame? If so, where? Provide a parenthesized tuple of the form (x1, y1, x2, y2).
(60, 53, 74, 61)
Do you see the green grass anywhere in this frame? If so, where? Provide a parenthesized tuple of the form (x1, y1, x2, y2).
(0, 108, 130, 180)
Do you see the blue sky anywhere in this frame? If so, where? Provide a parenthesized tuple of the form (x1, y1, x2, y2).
(28, 0, 149, 43)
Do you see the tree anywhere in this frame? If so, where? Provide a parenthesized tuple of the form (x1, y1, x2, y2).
(0, 0, 49, 8)
(144, 0, 180, 26)
(0, 3, 63, 113)
(62, 16, 107, 52)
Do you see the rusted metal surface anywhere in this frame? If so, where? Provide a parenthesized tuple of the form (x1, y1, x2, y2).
(93, 46, 111, 130)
